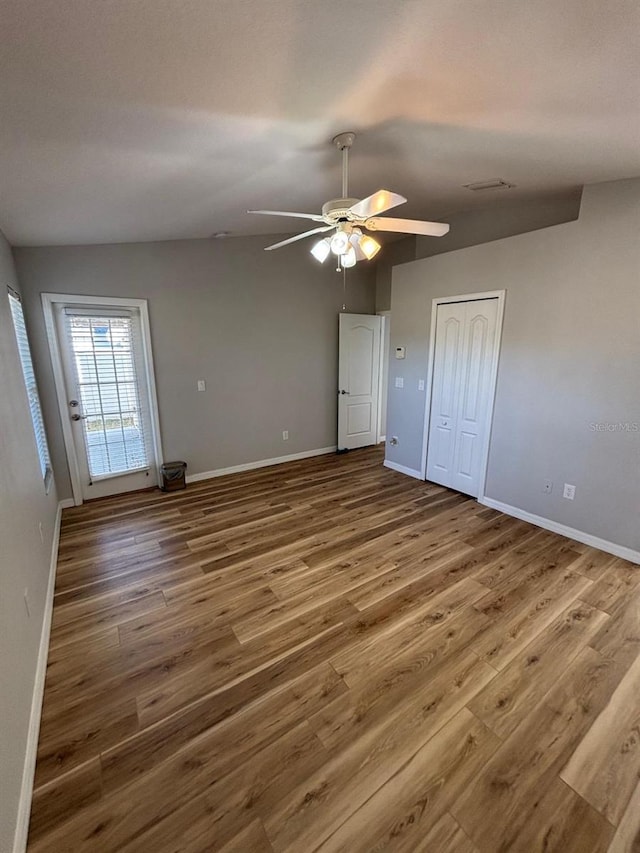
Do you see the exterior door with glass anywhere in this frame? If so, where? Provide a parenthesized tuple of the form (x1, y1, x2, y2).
(52, 302, 159, 500)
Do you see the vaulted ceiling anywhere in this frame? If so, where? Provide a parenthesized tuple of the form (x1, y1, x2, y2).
(1, 0, 639, 246)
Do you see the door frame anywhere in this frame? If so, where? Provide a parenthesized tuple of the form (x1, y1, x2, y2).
(419, 290, 506, 501)
(42, 293, 164, 506)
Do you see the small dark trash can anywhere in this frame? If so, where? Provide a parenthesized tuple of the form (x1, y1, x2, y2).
(160, 461, 187, 492)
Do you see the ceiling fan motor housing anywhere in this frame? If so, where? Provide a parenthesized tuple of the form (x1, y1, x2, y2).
(322, 198, 361, 223)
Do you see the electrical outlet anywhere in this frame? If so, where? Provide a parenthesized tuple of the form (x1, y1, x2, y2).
(418, 379, 425, 391)
(282, 430, 289, 441)
(197, 380, 206, 392)
(563, 483, 576, 500)
(543, 480, 553, 494)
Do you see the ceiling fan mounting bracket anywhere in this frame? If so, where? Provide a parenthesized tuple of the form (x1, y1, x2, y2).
(332, 131, 356, 150)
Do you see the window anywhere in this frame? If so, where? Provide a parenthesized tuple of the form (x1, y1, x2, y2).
(63, 310, 150, 479)
(8, 289, 53, 489)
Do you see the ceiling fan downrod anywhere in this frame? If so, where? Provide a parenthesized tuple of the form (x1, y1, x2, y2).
(333, 132, 356, 201)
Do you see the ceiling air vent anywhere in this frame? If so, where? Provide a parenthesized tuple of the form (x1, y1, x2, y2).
(464, 179, 516, 192)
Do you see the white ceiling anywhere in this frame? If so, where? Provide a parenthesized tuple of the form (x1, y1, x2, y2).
(1, 0, 639, 246)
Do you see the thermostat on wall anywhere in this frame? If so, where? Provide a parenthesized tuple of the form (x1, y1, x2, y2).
(395, 346, 406, 359)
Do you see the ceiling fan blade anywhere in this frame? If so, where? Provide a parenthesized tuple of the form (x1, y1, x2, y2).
(349, 190, 406, 219)
(248, 209, 325, 222)
(365, 217, 450, 237)
(264, 226, 333, 252)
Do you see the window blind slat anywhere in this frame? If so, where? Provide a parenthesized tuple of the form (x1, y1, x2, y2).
(8, 291, 52, 480)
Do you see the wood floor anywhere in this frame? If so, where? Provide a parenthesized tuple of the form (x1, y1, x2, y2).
(29, 447, 640, 852)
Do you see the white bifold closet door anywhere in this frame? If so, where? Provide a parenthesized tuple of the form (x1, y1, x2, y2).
(426, 298, 499, 497)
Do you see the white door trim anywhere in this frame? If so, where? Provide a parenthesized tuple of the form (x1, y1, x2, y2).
(41, 293, 164, 506)
(420, 290, 506, 501)
(376, 310, 390, 444)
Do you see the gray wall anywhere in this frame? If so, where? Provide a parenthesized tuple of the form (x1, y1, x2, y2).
(0, 232, 59, 852)
(375, 191, 582, 312)
(375, 237, 417, 315)
(386, 178, 640, 553)
(14, 236, 376, 499)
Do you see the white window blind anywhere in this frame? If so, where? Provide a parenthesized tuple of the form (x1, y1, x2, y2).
(64, 309, 150, 481)
(8, 289, 52, 482)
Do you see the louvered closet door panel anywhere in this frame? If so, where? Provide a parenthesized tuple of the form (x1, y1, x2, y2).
(426, 303, 465, 484)
(450, 299, 499, 494)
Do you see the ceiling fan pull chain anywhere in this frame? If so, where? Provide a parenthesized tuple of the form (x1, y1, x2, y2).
(342, 267, 347, 311)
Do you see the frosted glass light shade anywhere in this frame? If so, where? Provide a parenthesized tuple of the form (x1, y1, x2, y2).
(342, 246, 357, 268)
(359, 234, 381, 260)
(310, 238, 331, 262)
(330, 230, 350, 255)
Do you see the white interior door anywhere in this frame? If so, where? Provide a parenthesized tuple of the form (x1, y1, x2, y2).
(338, 313, 381, 450)
(53, 303, 158, 500)
(426, 298, 499, 497)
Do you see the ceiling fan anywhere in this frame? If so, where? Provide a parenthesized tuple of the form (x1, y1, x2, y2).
(248, 132, 449, 269)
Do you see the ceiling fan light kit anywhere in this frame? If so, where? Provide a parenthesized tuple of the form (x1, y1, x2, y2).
(248, 132, 450, 270)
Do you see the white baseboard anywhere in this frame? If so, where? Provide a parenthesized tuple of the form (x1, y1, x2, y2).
(59, 498, 75, 509)
(383, 459, 424, 481)
(186, 446, 338, 484)
(480, 496, 640, 566)
(13, 501, 64, 853)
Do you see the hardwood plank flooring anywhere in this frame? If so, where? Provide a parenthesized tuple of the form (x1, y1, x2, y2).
(28, 447, 640, 851)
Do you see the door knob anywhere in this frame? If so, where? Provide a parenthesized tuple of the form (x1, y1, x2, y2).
(71, 414, 88, 421)
(339, 390, 350, 395)
(69, 400, 79, 407)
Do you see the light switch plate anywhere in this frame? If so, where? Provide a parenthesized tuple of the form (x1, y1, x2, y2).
(197, 380, 206, 392)
(394, 377, 404, 388)
(418, 379, 425, 391)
